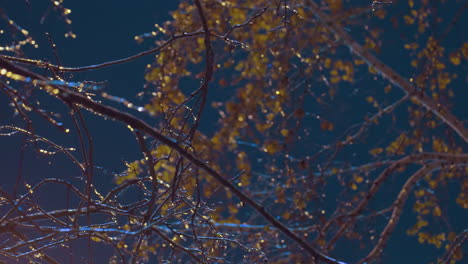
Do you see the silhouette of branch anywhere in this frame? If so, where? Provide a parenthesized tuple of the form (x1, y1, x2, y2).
(187, 0, 215, 140)
(0, 125, 84, 171)
(1, 30, 205, 72)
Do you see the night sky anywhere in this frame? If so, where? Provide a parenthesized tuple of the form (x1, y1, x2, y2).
(0, 1, 466, 263)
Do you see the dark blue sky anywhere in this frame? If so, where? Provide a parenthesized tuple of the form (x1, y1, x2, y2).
(0, 1, 466, 263)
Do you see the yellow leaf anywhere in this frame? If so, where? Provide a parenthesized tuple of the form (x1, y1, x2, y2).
(418, 232, 429, 243)
(433, 206, 442, 216)
(384, 84, 392, 93)
(236, 151, 251, 171)
(320, 120, 334, 131)
(404, 15, 415, 25)
(263, 140, 281, 154)
(354, 175, 364, 183)
(415, 189, 425, 198)
(240, 173, 250, 186)
(448, 232, 457, 241)
(228, 204, 238, 214)
(417, 219, 428, 228)
(369, 147, 383, 156)
(456, 192, 468, 208)
(449, 54, 461, 65)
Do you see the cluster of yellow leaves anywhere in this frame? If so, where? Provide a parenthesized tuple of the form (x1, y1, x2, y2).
(325, 59, 354, 83)
(114, 145, 177, 185)
(294, 191, 307, 210)
(320, 120, 334, 131)
(456, 179, 468, 209)
(115, 161, 141, 185)
(412, 195, 440, 216)
(401, 1, 466, 107)
(228, 6, 247, 25)
(411, 230, 465, 263)
(432, 138, 449, 153)
(365, 96, 380, 109)
(445, 42, 467, 69)
(369, 147, 383, 157)
(236, 151, 251, 172)
(262, 139, 282, 154)
(386, 133, 411, 155)
(403, 2, 430, 33)
(145, 49, 189, 81)
(236, 151, 252, 187)
(349, 174, 364, 191)
(417, 232, 446, 248)
(406, 180, 467, 257)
